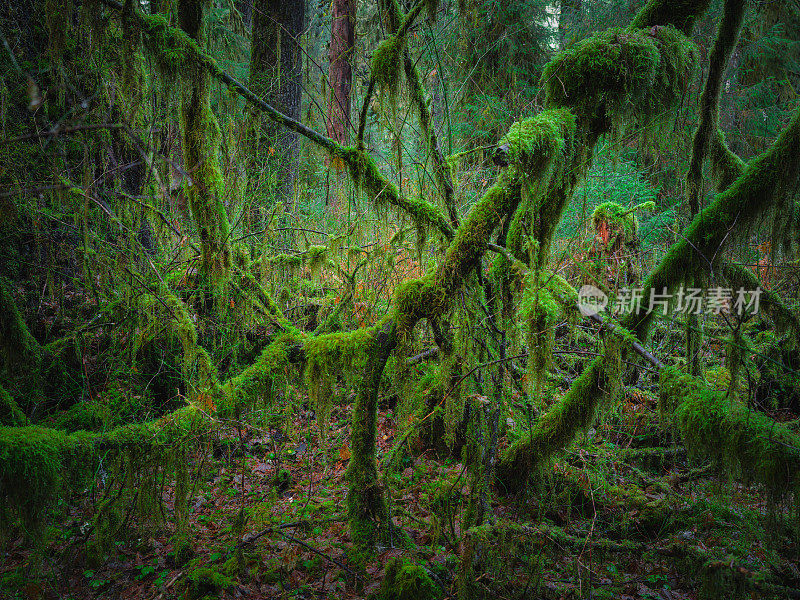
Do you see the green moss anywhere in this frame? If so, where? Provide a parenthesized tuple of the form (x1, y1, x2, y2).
(630, 0, 712, 34)
(345, 321, 397, 546)
(338, 147, 454, 240)
(0, 386, 25, 426)
(372, 35, 404, 98)
(499, 110, 574, 174)
(303, 320, 386, 431)
(0, 425, 93, 537)
(626, 106, 800, 342)
(709, 129, 746, 190)
(306, 245, 330, 280)
(184, 565, 233, 599)
(660, 366, 800, 500)
(541, 27, 698, 136)
(590, 200, 653, 248)
(496, 353, 620, 493)
(378, 558, 441, 600)
(221, 333, 296, 416)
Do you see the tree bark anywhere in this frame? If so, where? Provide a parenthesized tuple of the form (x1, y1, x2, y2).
(178, 0, 232, 290)
(325, 0, 356, 212)
(250, 0, 305, 214)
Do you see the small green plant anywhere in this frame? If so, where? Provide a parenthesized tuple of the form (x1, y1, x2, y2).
(83, 569, 110, 589)
(135, 564, 156, 580)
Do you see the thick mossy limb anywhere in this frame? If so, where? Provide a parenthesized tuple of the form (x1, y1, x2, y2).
(304, 319, 388, 431)
(496, 356, 612, 493)
(393, 174, 520, 337)
(709, 128, 746, 190)
(0, 405, 208, 542)
(392, 109, 575, 337)
(660, 366, 800, 499)
(541, 26, 698, 136)
(345, 320, 397, 546)
(685, 0, 745, 215)
(220, 333, 298, 416)
(628, 105, 800, 342)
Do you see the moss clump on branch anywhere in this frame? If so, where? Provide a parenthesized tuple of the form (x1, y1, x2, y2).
(221, 334, 297, 416)
(337, 146, 454, 241)
(628, 106, 800, 341)
(541, 27, 698, 136)
(0, 405, 208, 544)
(0, 426, 92, 537)
(496, 350, 620, 493)
(371, 35, 404, 99)
(660, 366, 800, 500)
(591, 200, 654, 249)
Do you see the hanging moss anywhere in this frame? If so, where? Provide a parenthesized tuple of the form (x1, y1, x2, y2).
(660, 366, 800, 500)
(337, 146, 454, 240)
(372, 35, 404, 99)
(684, 0, 745, 215)
(303, 320, 387, 432)
(0, 405, 208, 545)
(0, 385, 25, 427)
(628, 106, 800, 342)
(220, 333, 297, 416)
(0, 277, 43, 398)
(306, 245, 330, 280)
(346, 321, 397, 546)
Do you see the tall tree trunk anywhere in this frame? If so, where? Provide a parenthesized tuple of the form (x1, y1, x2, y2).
(250, 0, 305, 215)
(558, 0, 581, 50)
(178, 0, 232, 291)
(325, 0, 355, 212)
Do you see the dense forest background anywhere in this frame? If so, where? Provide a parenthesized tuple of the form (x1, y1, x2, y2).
(1, 0, 800, 598)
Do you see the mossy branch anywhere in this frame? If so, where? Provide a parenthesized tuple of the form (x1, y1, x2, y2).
(628, 105, 800, 341)
(100, 0, 453, 240)
(685, 0, 746, 215)
(660, 366, 800, 499)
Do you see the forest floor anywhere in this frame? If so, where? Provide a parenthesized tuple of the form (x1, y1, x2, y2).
(1, 386, 799, 600)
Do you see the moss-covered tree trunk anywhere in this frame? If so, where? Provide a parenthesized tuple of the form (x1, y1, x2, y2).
(345, 320, 397, 546)
(178, 0, 231, 292)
